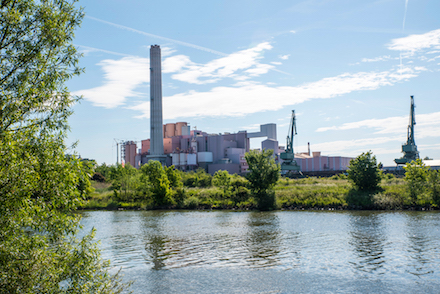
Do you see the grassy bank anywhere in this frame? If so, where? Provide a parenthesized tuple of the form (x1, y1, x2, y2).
(81, 176, 437, 211)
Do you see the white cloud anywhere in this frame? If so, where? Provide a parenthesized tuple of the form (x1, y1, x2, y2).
(387, 29, 440, 53)
(73, 57, 149, 108)
(166, 42, 274, 84)
(279, 54, 290, 60)
(299, 136, 404, 157)
(316, 111, 440, 138)
(290, 30, 297, 34)
(130, 65, 425, 119)
(162, 55, 193, 73)
(271, 61, 282, 65)
(161, 46, 177, 57)
(361, 55, 392, 63)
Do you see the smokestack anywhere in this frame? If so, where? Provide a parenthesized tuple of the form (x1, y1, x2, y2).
(147, 45, 166, 163)
(308, 142, 310, 156)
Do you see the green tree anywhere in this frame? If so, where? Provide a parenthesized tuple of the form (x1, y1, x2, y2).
(196, 168, 212, 187)
(230, 175, 250, 204)
(245, 149, 280, 210)
(0, 1, 125, 292)
(95, 163, 112, 181)
(404, 159, 429, 204)
(212, 170, 232, 194)
(165, 165, 183, 188)
(109, 163, 138, 201)
(347, 151, 381, 191)
(427, 170, 440, 205)
(141, 160, 173, 206)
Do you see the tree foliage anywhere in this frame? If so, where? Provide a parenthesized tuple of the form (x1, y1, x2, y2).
(181, 168, 212, 188)
(245, 149, 280, 210)
(212, 170, 232, 193)
(165, 165, 183, 188)
(0, 0, 125, 292)
(404, 159, 430, 204)
(427, 170, 440, 205)
(141, 160, 174, 206)
(347, 151, 381, 191)
(109, 163, 139, 201)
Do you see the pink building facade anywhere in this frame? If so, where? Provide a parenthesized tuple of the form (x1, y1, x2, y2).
(294, 152, 352, 172)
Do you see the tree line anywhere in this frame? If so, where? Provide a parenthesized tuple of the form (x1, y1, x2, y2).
(346, 151, 440, 207)
(92, 149, 280, 211)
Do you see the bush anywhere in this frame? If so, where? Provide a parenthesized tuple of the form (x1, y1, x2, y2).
(92, 172, 106, 182)
(245, 149, 280, 210)
(173, 187, 187, 208)
(404, 159, 429, 204)
(184, 196, 200, 209)
(347, 151, 381, 191)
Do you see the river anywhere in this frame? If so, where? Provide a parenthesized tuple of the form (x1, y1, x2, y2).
(80, 210, 440, 293)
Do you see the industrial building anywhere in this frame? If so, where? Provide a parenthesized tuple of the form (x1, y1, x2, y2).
(121, 122, 353, 175)
(126, 122, 276, 175)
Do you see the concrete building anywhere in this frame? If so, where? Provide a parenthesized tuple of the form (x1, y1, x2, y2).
(135, 121, 278, 174)
(293, 151, 352, 172)
(123, 141, 137, 167)
(147, 45, 166, 163)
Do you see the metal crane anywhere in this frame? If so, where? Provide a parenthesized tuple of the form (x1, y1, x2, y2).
(280, 110, 301, 171)
(395, 95, 420, 165)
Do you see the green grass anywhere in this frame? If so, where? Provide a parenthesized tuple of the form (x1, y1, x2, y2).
(82, 177, 438, 211)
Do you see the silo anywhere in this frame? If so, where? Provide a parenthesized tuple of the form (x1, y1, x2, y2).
(165, 123, 175, 138)
(175, 122, 187, 136)
(172, 153, 180, 166)
(187, 154, 197, 166)
(179, 153, 187, 166)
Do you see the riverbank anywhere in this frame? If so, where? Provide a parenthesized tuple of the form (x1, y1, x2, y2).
(80, 176, 438, 211)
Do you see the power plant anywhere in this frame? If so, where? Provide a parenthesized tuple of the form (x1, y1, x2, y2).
(117, 44, 365, 175)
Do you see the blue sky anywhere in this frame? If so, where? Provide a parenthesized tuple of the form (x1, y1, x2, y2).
(67, 0, 440, 166)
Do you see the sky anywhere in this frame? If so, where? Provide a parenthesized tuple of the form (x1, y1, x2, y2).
(67, 0, 440, 167)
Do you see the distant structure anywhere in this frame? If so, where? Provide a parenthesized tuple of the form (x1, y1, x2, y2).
(293, 151, 352, 173)
(395, 95, 419, 165)
(147, 45, 166, 164)
(138, 123, 273, 175)
(121, 44, 352, 175)
(280, 110, 300, 172)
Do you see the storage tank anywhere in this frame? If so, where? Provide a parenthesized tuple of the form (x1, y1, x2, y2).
(175, 122, 187, 136)
(172, 153, 180, 166)
(198, 152, 213, 163)
(182, 125, 190, 136)
(187, 154, 197, 165)
(179, 153, 187, 166)
(165, 123, 175, 138)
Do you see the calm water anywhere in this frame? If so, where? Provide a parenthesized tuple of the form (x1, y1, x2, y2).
(80, 210, 440, 293)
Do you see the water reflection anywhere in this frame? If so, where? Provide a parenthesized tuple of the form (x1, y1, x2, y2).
(141, 211, 172, 270)
(245, 212, 281, 268)
(404, 213, 436, 277)
(348, 212, 386, 274)
(79, 210, 440, 293)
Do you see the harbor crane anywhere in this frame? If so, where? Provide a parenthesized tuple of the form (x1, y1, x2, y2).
(395, 95, 420, 165)
(280, 110, 301, 171)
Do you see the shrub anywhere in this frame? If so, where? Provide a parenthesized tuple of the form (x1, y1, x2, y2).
(404, 159, 429, 204)
(184, 196, 200, 209)
(245, 149, 280, 210)
(347, 151, 381, 191)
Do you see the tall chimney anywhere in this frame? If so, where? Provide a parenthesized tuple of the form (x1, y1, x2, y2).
(308, 142, 310, 156)
(147, 45, 166, 163)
